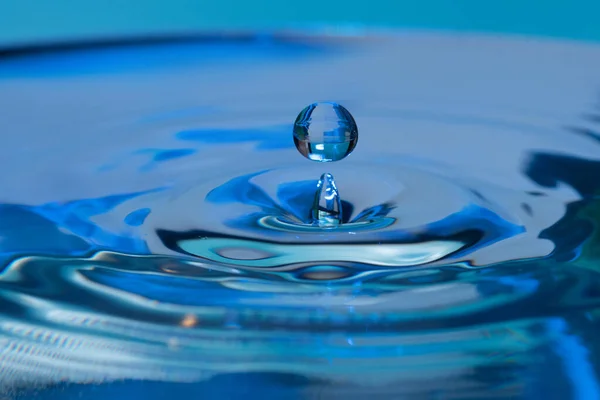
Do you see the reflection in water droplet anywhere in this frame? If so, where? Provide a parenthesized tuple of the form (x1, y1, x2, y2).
(293, 102, 358, 162)
(312, 173, 342, 227)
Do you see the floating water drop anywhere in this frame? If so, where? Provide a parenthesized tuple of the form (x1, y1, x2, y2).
(293, 102, 358, 162)
(312, 173, 342, 227)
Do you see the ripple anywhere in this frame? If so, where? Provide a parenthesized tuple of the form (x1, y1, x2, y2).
(1, 252, 600, 393)
(2, 31, 600, 396)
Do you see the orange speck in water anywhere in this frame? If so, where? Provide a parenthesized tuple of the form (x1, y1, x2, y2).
(180, 314, 198, 328)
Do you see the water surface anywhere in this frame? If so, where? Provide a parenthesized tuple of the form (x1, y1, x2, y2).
(2, 32, 600, 399)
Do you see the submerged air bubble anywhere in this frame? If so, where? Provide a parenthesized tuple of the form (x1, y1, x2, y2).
(293, 102, 358, 162)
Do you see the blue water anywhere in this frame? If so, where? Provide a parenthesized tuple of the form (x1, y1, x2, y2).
(2, 32, 600, 399)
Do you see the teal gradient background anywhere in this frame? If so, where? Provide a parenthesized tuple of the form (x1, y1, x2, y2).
(1, 0, 600, 46)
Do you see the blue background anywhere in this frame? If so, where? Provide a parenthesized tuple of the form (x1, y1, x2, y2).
(1, 0, 600, 46)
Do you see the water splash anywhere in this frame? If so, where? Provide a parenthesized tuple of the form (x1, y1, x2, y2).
(311, 172, 342, 227)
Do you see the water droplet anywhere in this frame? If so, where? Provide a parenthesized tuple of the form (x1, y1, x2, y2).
(293, 102, 358, 162)
(312, 173, 342, 227)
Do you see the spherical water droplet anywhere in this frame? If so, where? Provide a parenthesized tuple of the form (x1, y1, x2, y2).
(293, 102, 358, 162)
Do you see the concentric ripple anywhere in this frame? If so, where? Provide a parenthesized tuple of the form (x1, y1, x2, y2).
(2, 251, 600, 398)
(2, 31, 600, 398)
(142, 163, 550, 270)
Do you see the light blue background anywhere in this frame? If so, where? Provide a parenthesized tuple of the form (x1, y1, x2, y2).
(1, 0, 600, 46)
